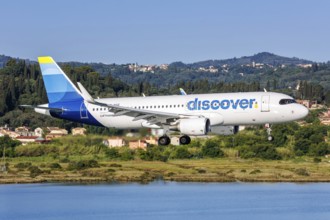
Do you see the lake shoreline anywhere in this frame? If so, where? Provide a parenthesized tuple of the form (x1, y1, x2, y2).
(1, 157, 330, 184)
(3, 178, 330, 185)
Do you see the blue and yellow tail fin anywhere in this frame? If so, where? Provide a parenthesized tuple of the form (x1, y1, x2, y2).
(38, 56, 82, 103)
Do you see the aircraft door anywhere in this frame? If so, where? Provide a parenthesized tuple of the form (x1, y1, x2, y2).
(261, 95, 270, 112)
(80, 102, 89, 119)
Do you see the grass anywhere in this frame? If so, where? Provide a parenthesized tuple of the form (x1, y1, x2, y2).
(1, 156, 330, 184)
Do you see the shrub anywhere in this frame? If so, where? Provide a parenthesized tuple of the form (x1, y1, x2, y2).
(239, 144, 281, 160)
(309, 143, 329, 156)
(202, 139, 224, 158)
(59, 157, 70, 163)
(29, 166, 43, 178)
(252, 144, 281, 160)
(120, 148, 134, 161)
(197, 169, 206, 173)
(138, 146, 168, 162)
(294, 139, 311, 156)
(172, 146, 191, 159)
(67, 159, 99, 170)
(49, 163, 62, 169)
(109, 163, 122, 167)
(250, 169, 261, 175)
(14, 162, 32, 169)
(294, 168, 309, 176)
(105, 148, 120, 159)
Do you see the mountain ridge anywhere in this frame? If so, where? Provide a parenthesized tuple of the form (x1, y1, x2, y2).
(0, 52, 315, 68)
(188, 52, 314, 68)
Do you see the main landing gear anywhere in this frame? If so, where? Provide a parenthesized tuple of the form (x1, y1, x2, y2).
(158, 135, 191, 146)
(158, 135, 170, 146)
(265, 123, 274, 141)
(179, 135, 191, 145)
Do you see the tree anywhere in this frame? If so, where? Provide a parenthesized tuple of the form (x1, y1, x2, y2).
(294, 139, 311, 156)
(105, 148, 120, 159)
(172, 146, 191, 159)
(239, 144, 281, 160)
(0, 135, 21, 157)
(309, 143, 329, 156)
(202, 139, 224, 158)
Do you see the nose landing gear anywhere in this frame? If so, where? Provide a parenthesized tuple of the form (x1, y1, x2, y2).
(265, 123, 274, 141)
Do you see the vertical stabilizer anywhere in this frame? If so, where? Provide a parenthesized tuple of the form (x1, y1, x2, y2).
(38, 56, 82, 103)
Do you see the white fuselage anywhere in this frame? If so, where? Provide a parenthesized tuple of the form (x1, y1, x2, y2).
(85, 92, 308, 129)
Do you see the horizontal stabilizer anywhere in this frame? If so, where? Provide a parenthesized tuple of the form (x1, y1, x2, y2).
(19, 105, 64, 113)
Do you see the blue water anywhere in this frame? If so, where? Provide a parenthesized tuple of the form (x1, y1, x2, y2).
(0, 182, 330, 220)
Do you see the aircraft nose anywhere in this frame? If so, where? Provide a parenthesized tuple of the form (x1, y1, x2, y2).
(298, 105, 309, 119)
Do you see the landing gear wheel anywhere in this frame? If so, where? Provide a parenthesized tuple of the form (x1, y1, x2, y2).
(158, 136, 171, 146)
(179, 135, 191, 145)
(268, 135, 274, 141)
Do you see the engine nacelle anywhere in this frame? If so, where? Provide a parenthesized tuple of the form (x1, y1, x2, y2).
(175, 118, 211, 136)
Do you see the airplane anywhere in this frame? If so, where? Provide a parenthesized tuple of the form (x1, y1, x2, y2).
(21, 56, 309, 145)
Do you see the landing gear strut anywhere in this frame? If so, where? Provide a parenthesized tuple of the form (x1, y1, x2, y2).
(158, 135, 171, 146)
(179, 135, 191, 145)
(265, 123, 274, 141)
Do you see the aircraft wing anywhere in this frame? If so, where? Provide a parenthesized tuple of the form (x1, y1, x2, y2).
(94, 100, 195, 124)
(77, 82, 199, 125)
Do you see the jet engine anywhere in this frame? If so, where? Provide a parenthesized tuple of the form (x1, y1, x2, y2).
(171, 118, 211, 136)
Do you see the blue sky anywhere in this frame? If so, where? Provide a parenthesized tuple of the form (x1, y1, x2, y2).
(1, 0, 329, 64)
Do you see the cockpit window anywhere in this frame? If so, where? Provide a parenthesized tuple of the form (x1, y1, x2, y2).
(279, 99, 296, 105)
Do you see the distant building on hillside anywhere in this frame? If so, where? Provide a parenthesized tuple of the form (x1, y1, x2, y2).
(16, 136, 39, 145)
(129, 140, 147, 150)
(103, 137, 126, 148)
(34, 127, 44, 137)
(45, 127, 68, 140)
(72, 127, 87, 136)
(0, 129, 20, 139)
(319, 108, 330, 126)
(15, 126, 34, 136)
(170, 136, 180, 146)
(296, 100, 311, 108)
(145, 137, 158, 145)
(297, 64, 312, 68)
